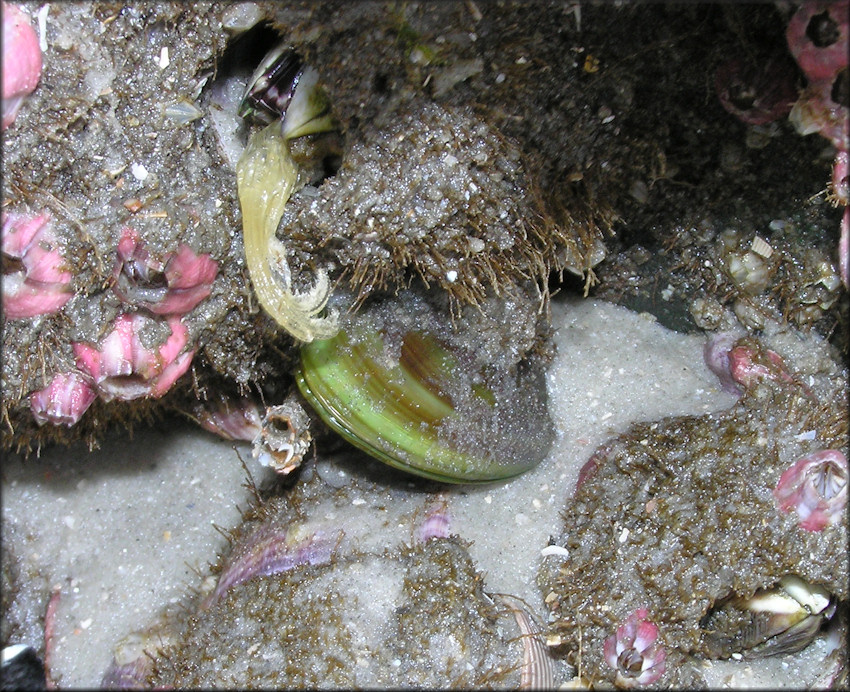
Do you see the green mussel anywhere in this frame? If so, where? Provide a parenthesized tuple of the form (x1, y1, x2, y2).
(296, 295, 555, 483)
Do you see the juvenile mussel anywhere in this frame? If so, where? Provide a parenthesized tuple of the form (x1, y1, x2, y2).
(700, 575, 838, 659)
(296, 290, 555, 483)
(239, 42, 335, 139)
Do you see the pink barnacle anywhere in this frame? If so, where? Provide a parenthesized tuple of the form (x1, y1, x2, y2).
(2, 211, 73, 319)
(727, 342, 795, 391)
(72, 313, 195, 402)
(714, 54, 798, 126)
(774, 449, 847, 531)
(29, 371, 96, 427)
(1, 3, 42, 131)
(603, 608, 666, 688)
(112, 228, 219, 316)
(786, 1, 848, 84)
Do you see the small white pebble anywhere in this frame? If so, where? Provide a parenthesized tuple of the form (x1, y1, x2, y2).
(618, 527, 630, 543)
(794, 430, 816, 441)
(130, 163, 148, 181)
(495, 72, 506, 84)
(484, 494, 492, 504)
(62, 515, 75, 529)
(351, 498, 366, 506)
(158, 46, 170, 69)
(446, 270, 458, 282)
(79, 618, 93, 630)
(731, 652, 743, 661)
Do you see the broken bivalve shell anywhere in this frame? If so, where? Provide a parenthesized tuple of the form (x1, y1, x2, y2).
(700, 575, 837, 659)
(295, 295, 555, 483)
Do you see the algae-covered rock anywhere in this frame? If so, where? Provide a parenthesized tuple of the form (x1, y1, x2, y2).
(538, 339, 848, 688)
(103, 460, 554, 688)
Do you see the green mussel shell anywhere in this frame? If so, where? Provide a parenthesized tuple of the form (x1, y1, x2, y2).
(296, 306, 555, 483)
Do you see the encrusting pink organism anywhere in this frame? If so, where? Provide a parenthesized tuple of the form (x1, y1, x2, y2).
(2, 211, 73, 319)
(112, 227, 219, 315)
(774, 449, 847, 531)
(1, 2, 42, 131)
(29, 371, 97, 427)
(72, 313, 195, 401)
(602, 608, 666, 688)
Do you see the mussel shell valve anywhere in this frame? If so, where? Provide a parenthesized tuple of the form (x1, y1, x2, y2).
(296, 314, 555, 483)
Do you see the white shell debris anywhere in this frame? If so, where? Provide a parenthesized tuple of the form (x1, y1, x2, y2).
(750, 235, 773, 259)
(130, 163, 149, 182)
(540, 545, 570, 559)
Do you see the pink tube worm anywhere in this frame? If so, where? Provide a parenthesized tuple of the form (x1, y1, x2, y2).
(603, 608, 666, 688)
(72, 313, 194, 401)
(2, 212, 73, 319)
(29, 371, 96, 427)
(774, 449, 847, 531)
(1, 2, 42, 130)
(112, 228, 219, 316)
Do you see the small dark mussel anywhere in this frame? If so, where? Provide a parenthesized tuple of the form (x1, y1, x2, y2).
(239, 42, 334, 138)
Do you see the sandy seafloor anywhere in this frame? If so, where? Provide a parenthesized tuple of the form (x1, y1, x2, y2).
(1, 296, 841, 688)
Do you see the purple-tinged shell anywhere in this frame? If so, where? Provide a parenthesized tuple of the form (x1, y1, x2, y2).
(203, 526, 341, 609)
(238, 44, 304, 123)
(774, 449, 848, 531)
(415, 500, 452, 544)
(703, 332, 744, 396)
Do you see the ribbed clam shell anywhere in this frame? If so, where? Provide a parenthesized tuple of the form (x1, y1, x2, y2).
(296, 304, 554, 483)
